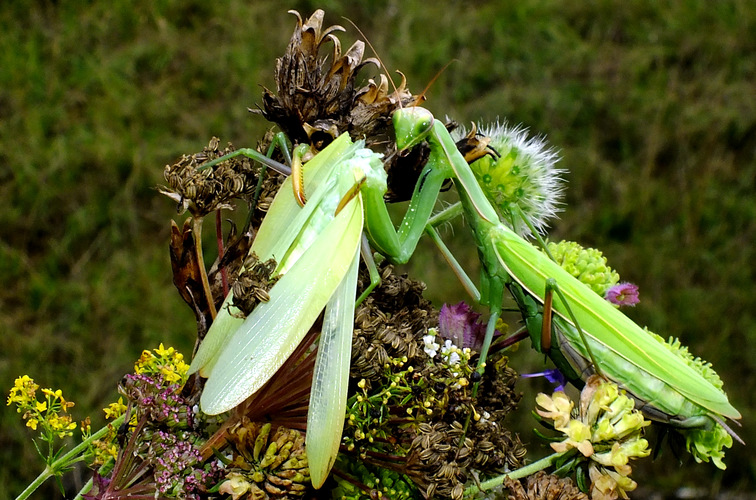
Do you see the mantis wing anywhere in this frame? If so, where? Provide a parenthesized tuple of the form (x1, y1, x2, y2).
(253, 134, 356, 263)
(189, 134, 356, 377)
(492, 225, 740, 420)
(306, 245, 360, 488)
(199, 194, 363, 414)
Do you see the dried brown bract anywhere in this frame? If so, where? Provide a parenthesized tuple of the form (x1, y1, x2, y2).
(169, 218, 211, 323)
(453, 121, 497, 164)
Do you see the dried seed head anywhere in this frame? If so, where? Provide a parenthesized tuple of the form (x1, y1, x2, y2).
(221, 418, 310, 498)
(231, 253, 280, 318)
(505, 471, 589, 500)
(160, 137, 270, 217)
(351, 264, 437, 381)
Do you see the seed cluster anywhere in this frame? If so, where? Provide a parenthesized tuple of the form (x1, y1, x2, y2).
(505, 471, 589, 500)
(231, 253, 279, 318)
(351, 265, 436, 380)
(161, 137, 282, 218)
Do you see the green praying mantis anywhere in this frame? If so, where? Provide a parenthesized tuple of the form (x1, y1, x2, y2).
(188, 101, 741, 488)
(384, 106, 742, 461)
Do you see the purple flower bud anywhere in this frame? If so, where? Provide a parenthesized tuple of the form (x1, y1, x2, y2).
(438, 302, 498, 351)
(605, 282, 640, 307)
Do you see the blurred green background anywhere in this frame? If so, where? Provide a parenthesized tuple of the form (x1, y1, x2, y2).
(1, 1, 754, 498)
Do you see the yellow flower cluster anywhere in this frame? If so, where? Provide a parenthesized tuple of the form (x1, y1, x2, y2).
(7, 375, 77, 438)
(536, 376, 651, 500)
(134, 343, 190, 384)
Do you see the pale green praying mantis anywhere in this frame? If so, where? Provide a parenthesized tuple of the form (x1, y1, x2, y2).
(188, 132, 430, 487)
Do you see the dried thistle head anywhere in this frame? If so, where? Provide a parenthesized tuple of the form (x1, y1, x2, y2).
(258, 10, 429, 202)
(259, 10, 377, 148)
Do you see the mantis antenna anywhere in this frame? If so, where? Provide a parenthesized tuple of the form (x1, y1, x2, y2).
(343, 17, 455, 107)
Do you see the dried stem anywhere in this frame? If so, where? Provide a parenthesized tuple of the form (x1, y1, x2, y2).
(215, 209, 229, 297)
(192, 216, 217, 320)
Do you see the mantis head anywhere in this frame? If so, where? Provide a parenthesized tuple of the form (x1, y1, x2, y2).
(393, 107, 434, 152)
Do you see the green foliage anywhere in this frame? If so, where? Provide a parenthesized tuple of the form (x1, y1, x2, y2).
(1, 0, 754, 497)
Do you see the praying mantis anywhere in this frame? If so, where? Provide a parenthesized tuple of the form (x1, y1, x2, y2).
(188, 134, 387, 487)
(381, 106, 742, 464)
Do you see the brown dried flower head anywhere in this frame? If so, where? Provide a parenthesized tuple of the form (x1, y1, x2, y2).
(259, 10, 378, 148)
(220, 418, 310, 499)
(505, 471, 589, 500)
(160, 137, 264, 217)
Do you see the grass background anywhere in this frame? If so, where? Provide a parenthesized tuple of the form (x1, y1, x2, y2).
(1, 1, 754, 497)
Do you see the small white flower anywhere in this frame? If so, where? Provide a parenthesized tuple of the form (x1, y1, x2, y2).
(423, 331, 440, 358)
(448, 351, 461, 366)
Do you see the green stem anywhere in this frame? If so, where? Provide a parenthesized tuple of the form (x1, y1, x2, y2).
(72, 478, 93, 500)
(16, 414, 126, 500)
(463, 451, 569, 498)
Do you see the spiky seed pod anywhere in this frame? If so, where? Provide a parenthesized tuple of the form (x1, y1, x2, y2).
(220, 418, 310, 499)
(453, 121, 564, 237)
(505, 471, 589, 500)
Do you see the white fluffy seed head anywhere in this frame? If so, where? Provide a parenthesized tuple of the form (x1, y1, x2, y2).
(453, 120, 565, 237)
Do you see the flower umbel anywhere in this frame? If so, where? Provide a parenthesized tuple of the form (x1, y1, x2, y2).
(134, 343, 190, 385)
(535, 376, 651, 499)
(7, 376, 77, 442)
(547, 241, 620, 297)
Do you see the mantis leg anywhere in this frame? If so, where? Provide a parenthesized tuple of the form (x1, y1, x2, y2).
(542, 279, 603, 378)
(361, 163, 450, 264)
(425, 203, 481, 302)
(356, 235, 381, 306)
(196, 138, 292, 176)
